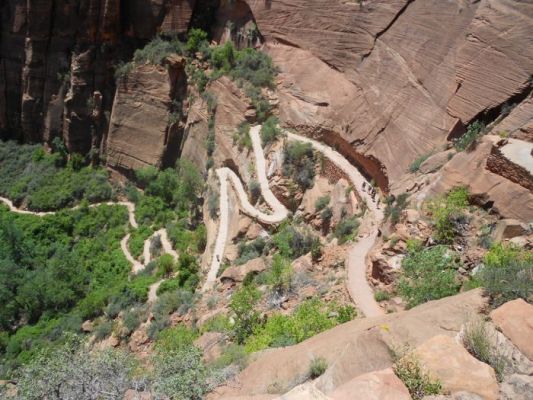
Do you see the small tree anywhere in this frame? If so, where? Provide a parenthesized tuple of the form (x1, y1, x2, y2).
(230, 286, 261, 343)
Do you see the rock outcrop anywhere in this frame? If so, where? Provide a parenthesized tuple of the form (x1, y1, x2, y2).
(428, 136, 533, 222)
(490, 299, 533, 361)
(414, 335, 499, 400)
(106, 56, 187, 172)
(211, 289, 485, 398)
(248, 0, 533, 187)
(0, 0, 195, 151)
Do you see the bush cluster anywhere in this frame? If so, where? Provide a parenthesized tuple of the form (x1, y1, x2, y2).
(454, 121, 485, 152)
(427, 186, 469, 243)
(0, 140, 112, 211)
(283, 142, 316, 189)
(398, 241, 461, 308)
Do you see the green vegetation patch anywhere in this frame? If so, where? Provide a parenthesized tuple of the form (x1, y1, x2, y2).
(0, 140, 112, 211)
(398, 241, 461, 308)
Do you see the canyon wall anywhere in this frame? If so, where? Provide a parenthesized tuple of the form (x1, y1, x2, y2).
(1, 0, 532, 193)
(0, 0, 195, 154)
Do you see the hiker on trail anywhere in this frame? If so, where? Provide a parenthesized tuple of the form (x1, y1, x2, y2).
(362, 182, 366, 192)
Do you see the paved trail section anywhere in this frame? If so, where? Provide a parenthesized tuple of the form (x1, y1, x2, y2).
(203, 126, 385, 317)
(500, 138, 533, 175)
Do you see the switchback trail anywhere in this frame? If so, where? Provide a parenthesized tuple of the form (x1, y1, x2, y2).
(202, 126, 385, 317)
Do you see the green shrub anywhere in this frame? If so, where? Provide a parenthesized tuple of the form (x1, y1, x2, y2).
(233, 122, 252, 150)
(133, 36, 184, 65)
(335, 304, 357, 323)
(156, 254, 176, 277)
(283, 142, 315, 189)
(212, 344, 248, 370)
(249, 180, 261, 202)
(153, 346, 210, 400)
(155, 325, 198, 353)
(427, 187, 469, 244)
(393, 352, 442, 400)
(186, 28, 209, 54)
(273, 224, 315, 259)
(122, 308, 144, 336)
(409, 152, 431, 173)
(374, 290, 391, 302)
(315, 195, 331, 211)
(260, 116, 282, 145)
(308, 357, 328, 379)
(462, 317, 506, 381)
(230, 286, 261, 344)
(384, 193, 409, 225)
(454, 121, 484, 152)
(334, 216, 359, 244)
(235, 237, 268, 265)
(201, 314, 232, 334)
(398, 242, 460, 308)
(14, 336, 135, 400)
(478, 243, 533, 306)
(94, 320, 113, 341)
(268, 254, 293, 295)
(245, 299, 337, 353)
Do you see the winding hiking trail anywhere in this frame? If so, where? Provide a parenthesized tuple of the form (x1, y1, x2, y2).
(0, 196, 177, 303)
(1, 124, 385, 316)
(203, 125, 385, 317)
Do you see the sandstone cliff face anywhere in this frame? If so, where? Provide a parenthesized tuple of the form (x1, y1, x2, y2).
(245, 0, 533, 187)
(0, 0, 196, 152)
(106, 56, 187, 172)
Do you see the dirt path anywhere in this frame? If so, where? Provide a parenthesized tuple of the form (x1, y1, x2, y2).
(284, 131, 384, 317)
(202, 126, 384, 317)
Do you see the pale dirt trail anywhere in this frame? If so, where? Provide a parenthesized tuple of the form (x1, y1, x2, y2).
(202, 126, 384, 317)
(284, 131, 384, 317)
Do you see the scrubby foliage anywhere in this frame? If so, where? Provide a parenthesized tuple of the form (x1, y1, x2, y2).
(13, 336, 137, 400)
(334, 216, 360, 244)
(409, 152, 432, 173)
(384, 193, 409, 225)
(393, 351, 442, 400)
(0, 140, 112, 211)
(244, 299, 352, 353)
(398, 241, 461, 308)
(308, 357, 328, 379)
(454, 121, 485, 152)
(230, 286, 262, 344)
(478, 243, 533, 306)
(283, 142, 316, 189)
(273, 223, 316, 259)
(427, 186, 469, 244)
(235, 237, 268, 265)
(462, 317, 506, 381)
(267, 254, 294, 295)
(233, 122, 252, 150)
(260, 116, 282, 145)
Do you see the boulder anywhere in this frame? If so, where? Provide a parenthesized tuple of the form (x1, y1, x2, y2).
(194, 332, 226, 363)
(414, 335, 499, 400)
(499, 374, 533, 400)
(129, 328, 150, 353)
(277, 383, 329, 399)
(490, 298, 533, 360)
(81, 320, 94, 332)
(211, 290, 486, 399)
(330, 368, 411, 400)
(292, 254, 313, 273)
(220, 258, 266, 283)
(491, 219, 530, 242)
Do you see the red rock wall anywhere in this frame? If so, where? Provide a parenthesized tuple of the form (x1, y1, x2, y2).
(247, 0, 533, 185)
(0, 0, 195, 153)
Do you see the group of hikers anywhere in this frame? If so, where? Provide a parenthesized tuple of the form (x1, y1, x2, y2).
(361, 181, 380, 209)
